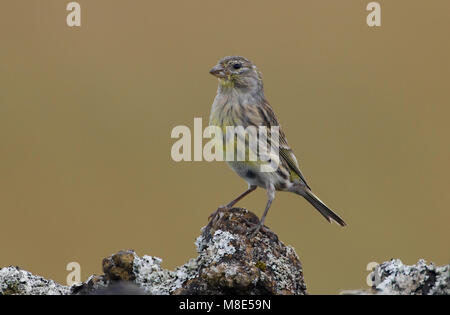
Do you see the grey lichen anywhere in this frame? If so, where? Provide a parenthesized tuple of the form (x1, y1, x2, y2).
(0, 266, 69, 295)
(342, 259, 449, 295)
(129, 230, 239, 294)
(133, 254, 198, 295)
(265, 245, 304, 293)
(195, 229, 237, 264)
(372, 259, 449, 295)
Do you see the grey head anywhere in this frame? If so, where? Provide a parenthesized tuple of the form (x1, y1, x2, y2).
(209, 56, 264, 93)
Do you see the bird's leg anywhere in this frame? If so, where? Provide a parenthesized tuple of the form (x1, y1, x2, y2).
(226, 185, 257, 208)
(209, 185, 257, 221)
(248, 184, 275, 237)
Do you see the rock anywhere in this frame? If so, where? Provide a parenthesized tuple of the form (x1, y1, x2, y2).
(70, 275, 108, 295)
(175, 207, 306, 295)
(0, 207, 307, 295)
(0, 266, 70, 295)
(341, 259, 449, 295)
(102, 249, 136, 281)
(74, 207, 306, 295)
(1, 208, 448, 295)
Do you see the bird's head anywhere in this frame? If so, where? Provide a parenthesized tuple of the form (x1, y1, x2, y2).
(209, 56, 263, 92)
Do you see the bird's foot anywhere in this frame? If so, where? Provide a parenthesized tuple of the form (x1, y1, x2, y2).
(208, 205, 229, 222)
(244, 220, 268, 237)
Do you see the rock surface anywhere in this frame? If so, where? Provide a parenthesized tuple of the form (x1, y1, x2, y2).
(1, 207, 448, 295)
(342, 259, 449, 295)
(0, 266, 70, 295)
(0, 207, 307, 295)
(175, 207, 306, 295)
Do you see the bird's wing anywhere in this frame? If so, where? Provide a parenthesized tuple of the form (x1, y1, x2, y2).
(278, 145, 310, 189)
(257, 101, 311, 189)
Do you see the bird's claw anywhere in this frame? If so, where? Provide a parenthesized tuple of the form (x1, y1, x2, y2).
(247, 223, 263, 237)
(245, 220, 268, 237)
(208, 205, 229, 222)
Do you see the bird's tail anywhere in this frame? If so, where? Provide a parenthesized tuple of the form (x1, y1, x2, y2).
(296, 187, 346, 227)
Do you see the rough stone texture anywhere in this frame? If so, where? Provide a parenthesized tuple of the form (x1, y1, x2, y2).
(0, 208, 307, 295)
(342, 259, 449, 295)
(175, 207, 306, 295)
(102, 250, 136, 281)
(0, 266, 70, 295)
(74, 207, 306, 295)
(2, 207, 447, 295)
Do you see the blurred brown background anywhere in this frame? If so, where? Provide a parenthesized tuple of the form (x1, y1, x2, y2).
(0, 0, 449, 294)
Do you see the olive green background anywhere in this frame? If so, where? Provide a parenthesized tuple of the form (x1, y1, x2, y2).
(1, 1, 449, 294)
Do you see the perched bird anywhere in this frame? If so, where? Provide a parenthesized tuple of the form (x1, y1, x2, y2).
(208, 56, 346, 235)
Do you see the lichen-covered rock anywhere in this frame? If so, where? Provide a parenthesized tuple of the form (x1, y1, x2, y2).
(0, 207, 307, 295)
(0, 266, 69, 295)
(342, 259, 449, 295)
(372, 259, 449, 295)
(174, 207, 306, 294)
(132, 254, 198, 294)
(2, 207, 448, 295)
(73, 207, 306, 295)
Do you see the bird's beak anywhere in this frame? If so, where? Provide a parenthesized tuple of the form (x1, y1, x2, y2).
(209, 65, 226, 78)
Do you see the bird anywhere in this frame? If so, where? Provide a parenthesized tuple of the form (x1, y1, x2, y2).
(208, 56, 346, 236)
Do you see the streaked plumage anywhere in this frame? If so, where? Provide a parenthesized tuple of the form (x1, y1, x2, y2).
(209, 56, 346, 235)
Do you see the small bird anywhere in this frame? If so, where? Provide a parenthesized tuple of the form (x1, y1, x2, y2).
(208, 56, 346, 235)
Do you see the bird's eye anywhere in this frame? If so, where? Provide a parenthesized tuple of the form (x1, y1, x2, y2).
(233, 63, 242, 70)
